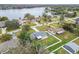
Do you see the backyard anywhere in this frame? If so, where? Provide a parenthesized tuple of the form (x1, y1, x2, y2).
(49, 23, 62, 28)
(48, 31, 77, 52)
(53, 48, 69, 54)
(26, 22, 36, 26)
(36, 25, 48, 31)
(40, 35, 59, 48)
(74, 39, 79, 45)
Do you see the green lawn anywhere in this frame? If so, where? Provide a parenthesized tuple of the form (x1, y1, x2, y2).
(0, 34, 12, 43)
(54, 48, 69, 54)
(27, 22, 36, 26)
(40, 35, 59, 48)
(49, 23, 62, 28)
(0, 29, 2, 34)
(56, 31, 76, 40)
(48, 31, 77, 52)
(74, 39, 79, 45)
(37, 25, 48, 31)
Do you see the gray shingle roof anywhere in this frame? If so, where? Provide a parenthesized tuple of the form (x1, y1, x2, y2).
(31, 31, 47, 39)
(64, 42, 79, 53)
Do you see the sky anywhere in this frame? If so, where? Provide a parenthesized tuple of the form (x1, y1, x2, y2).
(0, 0, 79, 4)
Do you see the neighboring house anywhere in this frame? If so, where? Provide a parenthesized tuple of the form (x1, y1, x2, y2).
(64, 42, 79, 54)
(0, 21, 6, 28)
(47, 28, 65, 34)
(35, 17, 40, 22)
(46, 12, 52, 16)
(30, 31, 48, 40)
(18, 20, 27, 25)
(74, 17, 79, 24)
(65, 11, 75, 17)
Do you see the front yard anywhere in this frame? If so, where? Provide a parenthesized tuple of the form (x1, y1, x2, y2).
(40, 35, 59, 48)
(48, 31, 77, 52)
(49, 23, 62, 28)
(74, 39, 79, 45)
(53, 48, 69, 54)
(36, 25, 48, 31)
(26, 22, 36, 26)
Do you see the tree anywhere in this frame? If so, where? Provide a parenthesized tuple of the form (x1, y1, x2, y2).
(18, 31, 32, 46)
(59, 14, 64, 24)
(5, 42, 49, 54)
(24, 13, 35, 20)
(0, 16, 8, 21)
(42, 13, 51, 22)
(5, 20, 20, 31)
(62, 23, 74, 33)
(0, 34, 12, 42)
(22, 24, 30, 31)
(31, 40, 49, 54)
(44, 7, 49, 13)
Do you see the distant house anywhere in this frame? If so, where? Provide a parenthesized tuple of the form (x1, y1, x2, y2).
(65, 11, 75, 17)
(64, 42, 79, 54)
(19, 20, 26, 25)
(46, 12, 52, 16)
(35, 17, 40, 22)
(0, 21, 6, 28)
(30, 31, 48, 40)
(47, 28, 65, 34)
(74, 17, 79, 24)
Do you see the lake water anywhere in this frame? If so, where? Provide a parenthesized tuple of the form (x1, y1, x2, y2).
(0, 7, 45, 20)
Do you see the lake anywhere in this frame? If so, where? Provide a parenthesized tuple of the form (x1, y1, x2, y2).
(0, 7, 45, 20)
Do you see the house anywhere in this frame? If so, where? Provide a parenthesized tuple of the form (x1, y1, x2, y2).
(65, 11, 75, 17)
(63, 42, 79, 54)
(74, 17, 79, 24)
(18, 20, 26, 25)
(0, 21, 6, 28)
(35, 17, 40, 22)
(47, 28, 65, 34)
(30, 31, 48, 40)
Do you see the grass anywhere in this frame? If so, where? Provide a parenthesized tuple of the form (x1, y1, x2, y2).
(48, 31, 77, 52)
(56, 31, 76, 40)
(37, 25, 48, 31)
(26, 22, 36, 26)
(74, 39, 79, 45)
(6, 27, 20, 32)
(40, 35, 59, 47)
(16, 28, 35, 38)
(0, 34, 12, 43)
(49, 23, 62, 28)
(0, 29, 2, 34)
(54, 48, 69, 54)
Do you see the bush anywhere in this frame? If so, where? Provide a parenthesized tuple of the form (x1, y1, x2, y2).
(0, 16, 8, 21)
(0, 34, 12, 42)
